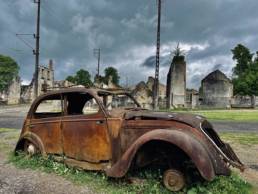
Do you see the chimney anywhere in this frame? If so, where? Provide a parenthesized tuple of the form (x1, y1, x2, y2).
(48, 59, 53, 70)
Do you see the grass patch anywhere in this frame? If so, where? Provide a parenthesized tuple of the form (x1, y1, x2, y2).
(0, 128, 16, 133)
(0, 128, 19, 153)
(171, 109, 258, 121)
(219, 132, 258, 145)
(9, 152, 252, 194)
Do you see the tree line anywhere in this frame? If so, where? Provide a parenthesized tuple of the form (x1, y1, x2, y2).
(65, 66, 120, 87)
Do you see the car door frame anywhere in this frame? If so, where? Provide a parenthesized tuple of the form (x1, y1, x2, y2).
(28, 93, 64, 155)
(61, 91, 112, 164)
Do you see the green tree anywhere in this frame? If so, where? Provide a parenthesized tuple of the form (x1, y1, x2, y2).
(66, 69, 93, 87)
(231, 44, 258, 96)
(66, 75, 75, 83)
(104, 67, 120, 85)
(231, 44, 253, 76)
(0, 55, 19, 92)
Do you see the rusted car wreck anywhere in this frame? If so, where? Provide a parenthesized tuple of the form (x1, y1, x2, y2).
(15, 88, 244, 191)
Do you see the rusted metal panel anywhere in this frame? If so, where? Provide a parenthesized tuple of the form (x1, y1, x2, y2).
(106, 129, 216, 180)
(62, 113, 111, 163)
(30, 117, 63, 155)
(106, 118, 123, 164)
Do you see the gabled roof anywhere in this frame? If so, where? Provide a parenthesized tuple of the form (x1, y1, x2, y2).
(202, 70, 231, 83)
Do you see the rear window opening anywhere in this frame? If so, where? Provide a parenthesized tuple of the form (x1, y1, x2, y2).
(34, 94, 62, 119)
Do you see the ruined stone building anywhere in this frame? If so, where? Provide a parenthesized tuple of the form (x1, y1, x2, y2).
(199, 70, 233, 108)
(21, 60, 54, 102)
(131, 81, 152, 109)
(166, 56, 186, 109)
(186, 89, 199, 109)
(0, 76, 21, 105)
(131, 76, 166, 109)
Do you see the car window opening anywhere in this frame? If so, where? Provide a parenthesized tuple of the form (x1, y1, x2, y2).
(66, 93, 99, 115)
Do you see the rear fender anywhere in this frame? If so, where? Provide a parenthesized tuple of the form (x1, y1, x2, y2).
(106, 129, 215, 181)
(15, 131, 46, 157)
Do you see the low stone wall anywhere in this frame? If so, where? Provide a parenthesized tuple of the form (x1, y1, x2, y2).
(231, 96, 257, 108)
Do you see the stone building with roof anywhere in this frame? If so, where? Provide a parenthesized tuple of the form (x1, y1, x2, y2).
(199, 70, 233, 108)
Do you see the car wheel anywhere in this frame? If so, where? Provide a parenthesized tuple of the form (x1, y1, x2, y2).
(23, 141, 38, 156)
(163, 169, 185, 192)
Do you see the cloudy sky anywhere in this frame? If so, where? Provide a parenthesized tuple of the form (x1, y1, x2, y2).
(1, 0, 258, 89)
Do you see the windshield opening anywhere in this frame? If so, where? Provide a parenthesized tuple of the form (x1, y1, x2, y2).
(98, 92, 140, 110)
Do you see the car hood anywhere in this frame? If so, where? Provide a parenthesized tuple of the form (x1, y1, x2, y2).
(109, 108, 206, 129)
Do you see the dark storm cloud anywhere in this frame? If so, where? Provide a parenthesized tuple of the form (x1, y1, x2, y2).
(141, 54, 170, 68)
(0, 0, 258, 88)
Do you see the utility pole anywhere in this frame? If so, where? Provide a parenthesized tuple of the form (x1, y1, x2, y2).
(153, 0, 162, 110)
(33, 0, 41, 99)
(93, 48, 101, 77)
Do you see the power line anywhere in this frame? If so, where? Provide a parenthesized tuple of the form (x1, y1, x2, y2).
(15, 34, 34, 50)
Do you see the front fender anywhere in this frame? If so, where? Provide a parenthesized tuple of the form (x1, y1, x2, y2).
(106, 129, 215, 181)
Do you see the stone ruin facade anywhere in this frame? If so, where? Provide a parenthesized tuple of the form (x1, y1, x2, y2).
(131, 76, 166, 109)
(199, 70, 233, 108)
(166, 56, 186, 109)
(0, 59, 74, 105)
(0, 76, 21, 105)
(21, 60, 55, 103)
(185, 89, 199, 109)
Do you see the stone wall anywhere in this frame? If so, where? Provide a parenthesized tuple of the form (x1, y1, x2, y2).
(0, 76, 21, 105)
(231, 95, 257, 108)
(186, 89, 199, 109)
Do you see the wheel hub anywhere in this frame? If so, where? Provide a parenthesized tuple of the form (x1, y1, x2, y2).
(27, 144, 36, 155)
(163, 169, 185, 192)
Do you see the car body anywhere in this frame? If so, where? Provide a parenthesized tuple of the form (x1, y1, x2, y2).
(15, 88, 244, 191)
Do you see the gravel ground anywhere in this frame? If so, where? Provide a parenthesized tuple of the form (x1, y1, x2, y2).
(0, 129, 96, 194)
(0, 164, 95, 194)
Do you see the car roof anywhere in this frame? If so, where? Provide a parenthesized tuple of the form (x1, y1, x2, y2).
(37, 87, 130, 98)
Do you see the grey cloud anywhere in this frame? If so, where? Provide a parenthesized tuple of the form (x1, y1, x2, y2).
(0, 0, 258, 89)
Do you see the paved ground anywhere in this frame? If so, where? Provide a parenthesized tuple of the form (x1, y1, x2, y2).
(1, 104, 258, 132)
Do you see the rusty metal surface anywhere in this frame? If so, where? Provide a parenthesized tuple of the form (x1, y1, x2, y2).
(62, 112, 111, 163)
(15, 88, 244, 184)
(106, 129, 216, 181)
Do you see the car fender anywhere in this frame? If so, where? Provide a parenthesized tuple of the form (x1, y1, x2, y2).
(15, 131, 47, 157)
(106, 129, 215, 181)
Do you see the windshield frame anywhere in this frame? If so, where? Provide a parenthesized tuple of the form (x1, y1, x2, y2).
(97, 91, 141, 110)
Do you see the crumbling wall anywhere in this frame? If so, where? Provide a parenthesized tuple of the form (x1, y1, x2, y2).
(231, 95, 257, 108)
(131, 81, 152, 109)
(166, 56, 186, 108)
(0, 76, 21, 105)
